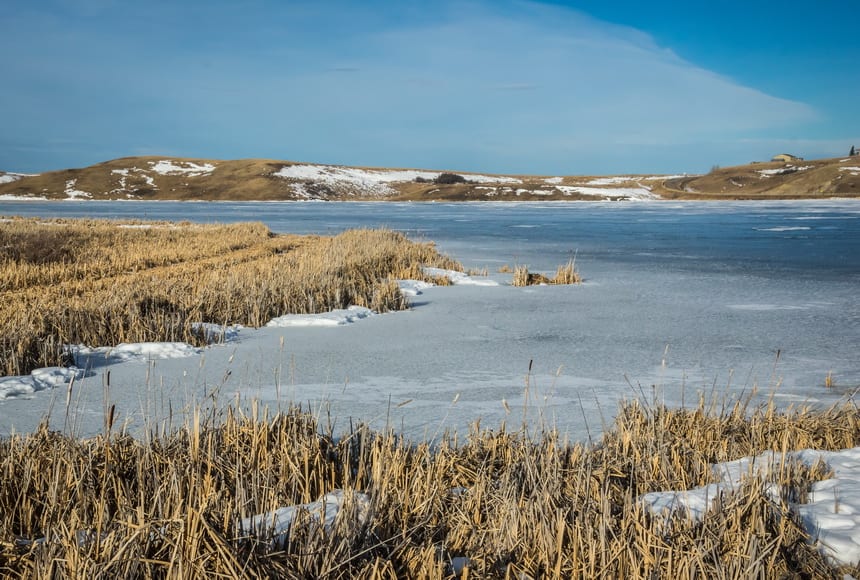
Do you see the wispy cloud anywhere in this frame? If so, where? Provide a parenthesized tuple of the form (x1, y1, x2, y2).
(0, 0, 825, 173)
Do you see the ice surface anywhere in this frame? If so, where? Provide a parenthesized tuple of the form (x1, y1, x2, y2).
(0, 199, 857, 453)
(639, 447, 860, 566)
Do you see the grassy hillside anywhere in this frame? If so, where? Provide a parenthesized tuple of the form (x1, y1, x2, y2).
(656, 157, 860, 200)
(2, 155, 859, 201)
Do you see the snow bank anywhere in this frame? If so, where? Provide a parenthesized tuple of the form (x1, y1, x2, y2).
(71, 342, 202, 363)
(587, 175, 685, 186)
(639, 446, 860, 566)
(554, 185, 657, 201)
(464, 173, 522, 184)
(266, 306, 376, 327)
(149, 160, 215, 176)
(191, 322, 242, 343)
(543, 177, 563, 184)
(0, 367, 83, 400)
(0, 194, 48, 201)
(238, 490, 371, 549)
(398, 279, 434, 297)
(423, 267, 499, 286)
(587, 176, 639, 185)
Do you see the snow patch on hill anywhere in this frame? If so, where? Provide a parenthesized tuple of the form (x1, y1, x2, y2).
(274, 164, 523, 196)
(555, 185, 657, 200)
(64, 179, 92, 199)
(149, 160, 215, 176)
(758, 165, 812, 178)
(0, 172, 37, 184)
(274, 165, 439, 196)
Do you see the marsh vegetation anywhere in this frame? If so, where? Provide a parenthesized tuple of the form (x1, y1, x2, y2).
(0, 217, 461, 376)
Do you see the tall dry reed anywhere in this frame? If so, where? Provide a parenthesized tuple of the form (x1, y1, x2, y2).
(0, 218, 462, 376)
(0, 395, 856, 578)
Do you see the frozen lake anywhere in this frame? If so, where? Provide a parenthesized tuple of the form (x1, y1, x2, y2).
(1, 200, 858, 441)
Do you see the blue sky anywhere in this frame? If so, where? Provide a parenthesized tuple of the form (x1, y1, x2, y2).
(1, 0, 858, 175)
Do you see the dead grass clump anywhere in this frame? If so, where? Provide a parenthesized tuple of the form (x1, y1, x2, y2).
(0, 395, 857, 577)
(512, 260, 581, 286)
(0, 219, 461, 376)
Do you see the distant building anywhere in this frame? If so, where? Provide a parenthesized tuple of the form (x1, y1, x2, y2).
(771, 153, 803, 162)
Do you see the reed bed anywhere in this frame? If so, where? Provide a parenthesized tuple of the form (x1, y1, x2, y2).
(0, 217, 462, 376)
(512, 259, 581, 287)
(0, 395, 857, 578)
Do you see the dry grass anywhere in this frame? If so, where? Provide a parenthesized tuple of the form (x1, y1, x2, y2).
(0, 217, 462, 376)
(511, 259, 581, 287)
(0, 394, 857, 578)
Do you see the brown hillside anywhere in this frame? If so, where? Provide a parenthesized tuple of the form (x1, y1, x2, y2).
(2, 155, 859, 201)
(655, 157, 860, 200)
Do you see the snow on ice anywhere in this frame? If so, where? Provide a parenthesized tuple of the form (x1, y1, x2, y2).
(0, 367, 84, 401)
(266, 306, 376, 327)
(422, 267, 500, 286)
(639, 447, 860, 566)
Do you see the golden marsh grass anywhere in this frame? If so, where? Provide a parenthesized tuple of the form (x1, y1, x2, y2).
(0, 217, 462, 376)
(512, 259, 581, 287)
(0, 395, 856, 577)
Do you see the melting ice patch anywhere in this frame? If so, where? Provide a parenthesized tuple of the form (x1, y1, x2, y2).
(639, 447, 860, 566)
(266, 306, 376, 327)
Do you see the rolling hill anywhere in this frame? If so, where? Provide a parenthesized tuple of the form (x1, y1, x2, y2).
(1, 155, 858, 202)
